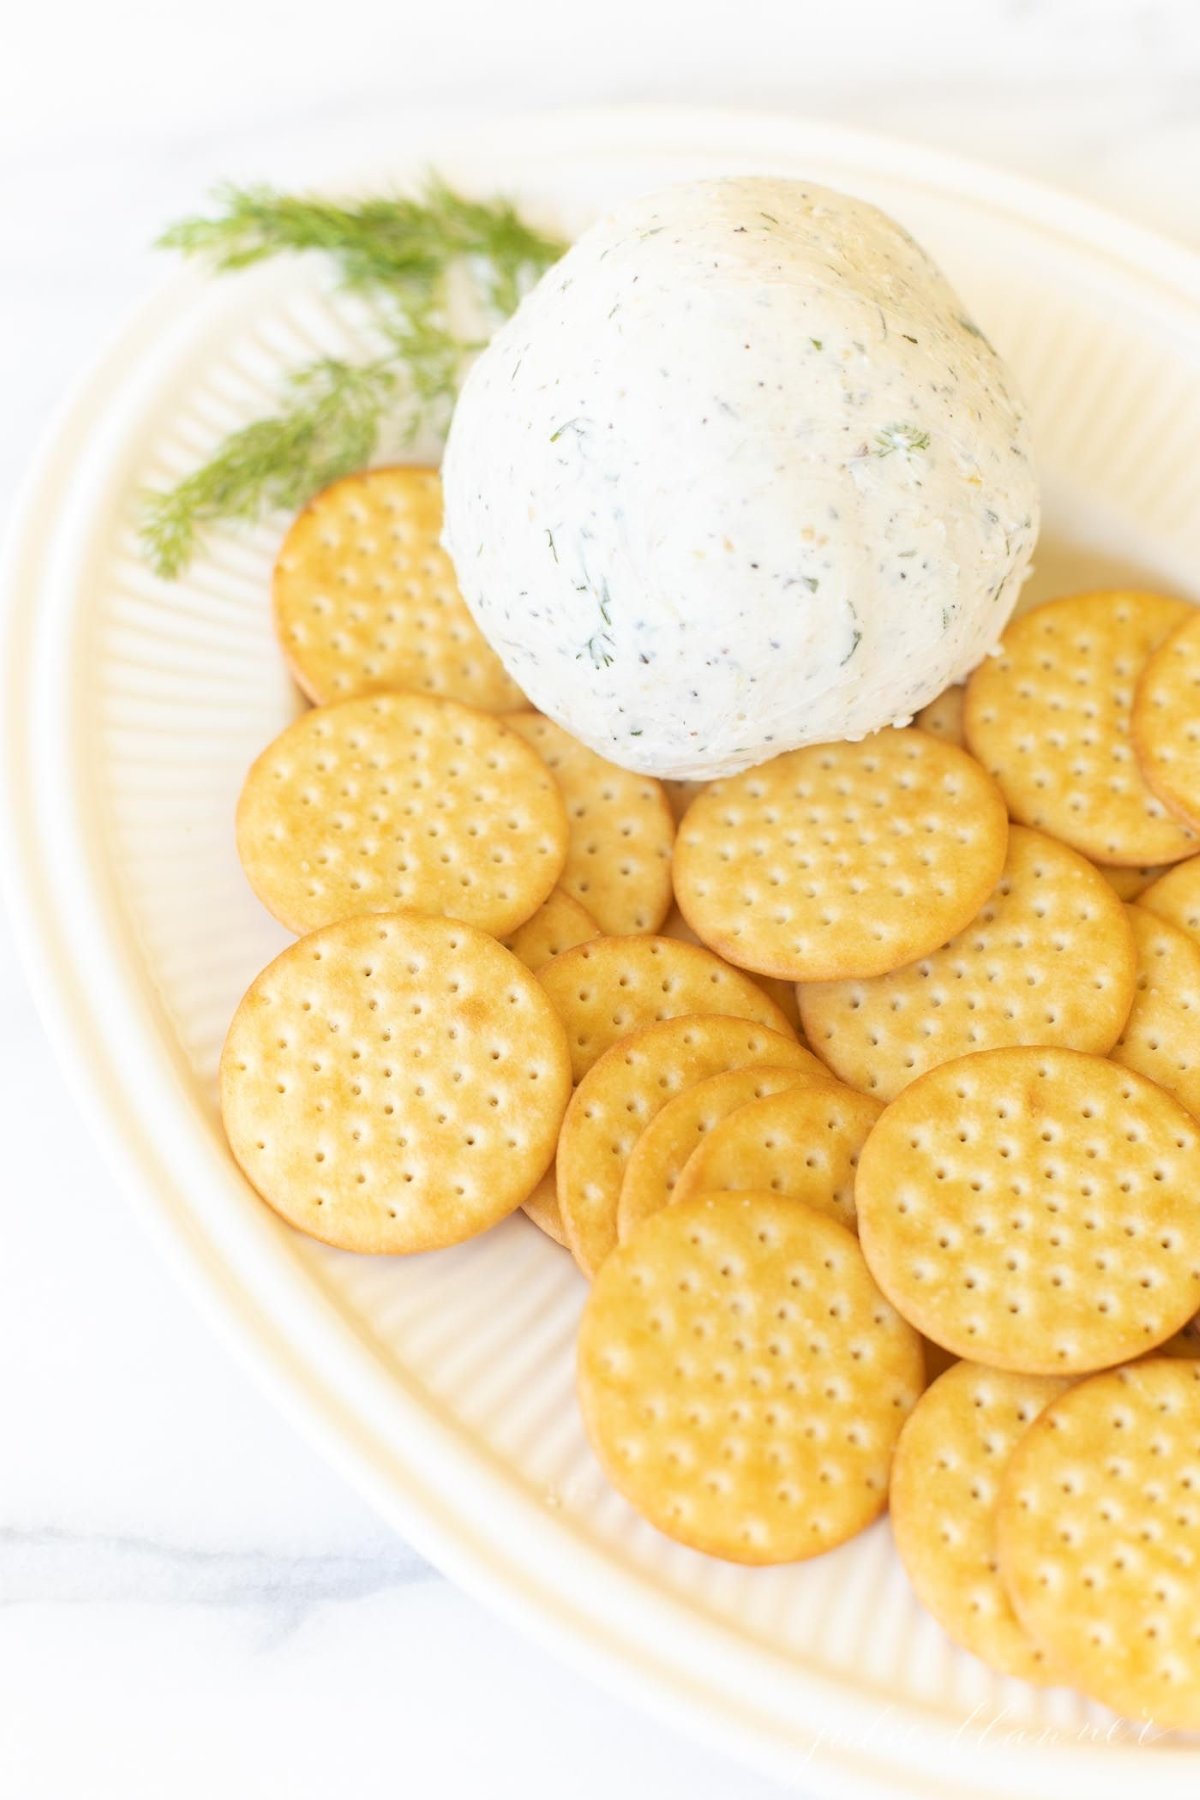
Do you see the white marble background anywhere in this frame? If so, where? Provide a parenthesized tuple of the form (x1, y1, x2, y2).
(2, 4, 1200, 1795)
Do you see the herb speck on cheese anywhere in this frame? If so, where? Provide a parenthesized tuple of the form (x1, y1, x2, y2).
(874, 423, 931, 458)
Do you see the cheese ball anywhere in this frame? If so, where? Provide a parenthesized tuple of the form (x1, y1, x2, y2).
(442, 177, 1039, 780)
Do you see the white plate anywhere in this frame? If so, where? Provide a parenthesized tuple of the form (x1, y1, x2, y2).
(5, 107, 1200, 1798)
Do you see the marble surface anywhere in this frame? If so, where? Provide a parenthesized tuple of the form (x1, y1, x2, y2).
(3, 5, 1200, 1794)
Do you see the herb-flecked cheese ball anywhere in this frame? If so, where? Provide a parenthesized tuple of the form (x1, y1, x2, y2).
(441, 177, 1039, 780)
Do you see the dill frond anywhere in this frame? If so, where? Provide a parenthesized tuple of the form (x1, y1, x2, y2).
(157, 177, 563, 299)
(141, 357, 398, 579)
(142, 178, 566, 578)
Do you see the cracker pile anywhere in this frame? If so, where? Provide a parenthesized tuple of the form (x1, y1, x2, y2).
(221, 480, 1200, 1728)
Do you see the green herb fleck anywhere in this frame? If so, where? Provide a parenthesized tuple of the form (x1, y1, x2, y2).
(580, 633, 615, 670)
(874, 423, 931, 459)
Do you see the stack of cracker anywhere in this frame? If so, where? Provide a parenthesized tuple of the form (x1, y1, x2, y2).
(221, 468, 1200, 1731)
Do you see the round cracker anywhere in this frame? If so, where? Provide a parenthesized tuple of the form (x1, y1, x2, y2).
(672, 730, 1009, 982)
(1162, 1311, 1200, 1360)
(672, 1080, 883, 1228)
(1110, 905, 1200, 1119)
(272, 466, 525, 711)
(661, 903, 801, 1032)
(856, 1047, 1200, 1373)
(997, 1360, 1200, 1729)
(236, 692, 568, 938)
(502, 887, 599, 972)
(1094, 861, 1166, 901)
(1132, 608, 1200, 831)
(538, 935, 797, 1085)
(963, 590, 1196, 866)
(1139, 854, 1200, 946)
(921, 1338, 960, 1384)
(890, 1361, 1069, 1683)
(556, 1015, 825, 1278)
(914, 684, 965, 746)
(505, 711, 674, 934)
(664, 777, 707, 822)
(522, 1171, 569, 1247)
(577, 1191, 925, 1563)
(616, 1066, 815, 1245)
(220, 913, 572, 1254)
(798, 825, 1137, 1101)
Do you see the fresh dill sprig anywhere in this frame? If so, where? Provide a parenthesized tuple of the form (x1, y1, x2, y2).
(141, 179, 566, 578)
(141, 357, 399, 579)
(157, 178, 564, 310)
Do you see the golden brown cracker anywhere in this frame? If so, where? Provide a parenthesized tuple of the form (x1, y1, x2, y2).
(505, 711, 674, 934)
(556, 1015, 825, 1278)
(1139, 855, 1200, 943)
(538, 934, 797, 1085)
(856, 1047, 1200, 1372)
(577, 1192, 924, 1562)
(616, 1066, 814, 1245)
(661, 903, 802, 1032)
(672, 1080, 882, 1228)
(664, 778, 708, 822)
(798, 825, 1137, 1100)
(1132, 607, 1200, 831)
(672, 731, 1008, 981)
(236, 692, 567, 938)
(1161, 1311, 1200, 1360)
(997, 1360, 1200, 1729)
(920, 1338, 960, 1384)
(1094, 861, 1166, 901)
(522, 1171, 569, 1247)
(964, 590, 1196, 866)
(502, 887, 599, 972)
(272, 466, 525, 711)
(220, 913, 572, 1254)
(914, 684, 965, 746)
(1111, 905, 1200, 1119)
(890, 1361, 1069, 1683)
